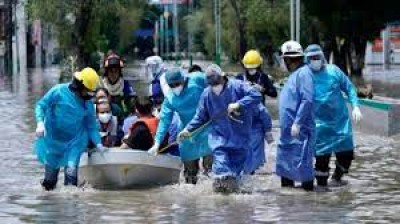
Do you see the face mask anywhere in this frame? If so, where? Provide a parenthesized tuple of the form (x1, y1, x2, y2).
(310, 59, 323, 71)
(99, 131, 108, 137)
(248, 69, 257, 76)
(98, 113, 112, 123)
(153, 108, 160, 118)
(212, 84, 224, 96)
(206, 74, 221, 86)
(172, 85, 183, 96)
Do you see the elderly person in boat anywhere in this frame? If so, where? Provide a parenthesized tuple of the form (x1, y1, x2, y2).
(35, 68, 107, 191)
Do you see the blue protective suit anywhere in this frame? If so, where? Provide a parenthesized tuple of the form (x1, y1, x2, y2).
(244, 104, 272, 174)
(151, 70, 166, 104)
(35, 84, 101, 169)
(312, 64, 358, 156)
(166, 113, 181, 157)
(236, 70, 278, 99)
(154, 72, 211, 161)
(186, 79, 262, 178)
(276, 65, 315, 182)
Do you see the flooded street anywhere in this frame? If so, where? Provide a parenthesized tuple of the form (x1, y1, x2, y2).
(0, 67, 400, 223)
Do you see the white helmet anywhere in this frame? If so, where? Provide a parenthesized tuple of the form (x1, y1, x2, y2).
(145, 56, 163, 74)
(145, 55, 163, 65)
(281, 40, 304, 57)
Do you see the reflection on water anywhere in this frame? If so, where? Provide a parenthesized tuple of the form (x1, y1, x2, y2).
(0, 67, 399, 223)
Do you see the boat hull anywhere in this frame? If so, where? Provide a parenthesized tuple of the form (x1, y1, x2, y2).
(79, 149, 182, 189)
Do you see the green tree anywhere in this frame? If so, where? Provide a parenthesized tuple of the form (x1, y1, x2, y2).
(28, 0, 146, 69)
(303, 0, 400, 76)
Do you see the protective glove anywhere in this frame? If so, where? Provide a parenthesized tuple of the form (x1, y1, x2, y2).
(290, 123, 300, 138)
(352, 106, 363, 124)
(265, 132, 274, 144)
(36, 122, 45, 137)
(96, 144, 109, 154)
(177, 128, 191, 142)
(148, 142, 160, 156)
(227, 102, 240, 114)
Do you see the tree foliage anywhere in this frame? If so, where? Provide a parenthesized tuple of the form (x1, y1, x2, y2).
(28, 0, 146, 69)
(303, 0, 400, 76)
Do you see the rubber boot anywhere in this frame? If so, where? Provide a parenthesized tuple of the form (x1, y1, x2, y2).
(281, 177, 295, 188)
(41, 166, 60, 191)
(41, 179, 57, 191)
(213, 176, 239, 194)
(64, 166, 78, 186)
(301, 181, 314, 192)
(183, 160, 199, 185)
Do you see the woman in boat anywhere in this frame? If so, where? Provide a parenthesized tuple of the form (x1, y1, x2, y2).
(96, 99, 118, 147)
(95, 87, 124, 120)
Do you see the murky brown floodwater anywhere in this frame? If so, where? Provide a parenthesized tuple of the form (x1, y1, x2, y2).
(0, 66, 399, 223)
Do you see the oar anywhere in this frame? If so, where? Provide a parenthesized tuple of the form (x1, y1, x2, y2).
(157, 110, 243, 154)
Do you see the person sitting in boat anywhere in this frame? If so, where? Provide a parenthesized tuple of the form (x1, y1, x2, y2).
(121, 98, 172, 153)
(96, 98, 119, 147)
(122, 103, 138, 135)
(34, 67, 108, 191)
(99, 52, 136, 117)
(95, 87, 123, 120)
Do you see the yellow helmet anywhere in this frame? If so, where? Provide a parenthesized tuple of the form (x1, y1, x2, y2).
(73, 67, 99, 91)
(242, 50, 263, 69)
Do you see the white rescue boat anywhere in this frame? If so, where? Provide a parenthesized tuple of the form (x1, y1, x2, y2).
(79, 149, 182, 189)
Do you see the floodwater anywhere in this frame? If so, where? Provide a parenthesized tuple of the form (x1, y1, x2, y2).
(363, 64, 400, 98)
(0, 66, 400, 223)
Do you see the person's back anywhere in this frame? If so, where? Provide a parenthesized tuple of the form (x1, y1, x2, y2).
(121, 100, 158, 150)
(123, 119, 157, 150)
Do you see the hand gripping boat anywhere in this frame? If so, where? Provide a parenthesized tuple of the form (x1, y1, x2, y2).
(79, 149, 182, 189)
